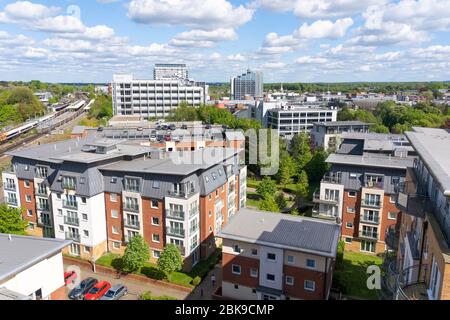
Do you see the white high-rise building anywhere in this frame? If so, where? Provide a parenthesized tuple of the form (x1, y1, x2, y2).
(112, 74, 207, 119)
(231, 69, 263, 100)
(154, 64, 188, 81)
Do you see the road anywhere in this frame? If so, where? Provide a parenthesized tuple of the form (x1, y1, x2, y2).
(64, 263, 190, 301)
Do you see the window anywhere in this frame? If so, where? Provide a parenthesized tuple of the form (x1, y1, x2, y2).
(152, 234, 160, 243)
(348, 191, 357, 197)
(360, 240, 376, 253)
(28, 222, 35, 230)
(208, 194, 212, 200)
(113, 241, 121, 249)
(209, 226, 213, 233)
(345, 237, 352, 243)
(24, 165, 29, 171)
(208, 210, 212, 217)
(347, 207, 355, 213)
(304, 280, 315, 291)
(388, 212, 398, 220)
(153, 250, 161, 259)
(349, 173, 357, 179)
(251, 249, 258, 256)
(79, 177, 85, 184)
(266, 274, 275, 281)
(81, 197, 86, 204)
(287, 255, 295, 264)
(25, 195, 31, 203)
(152, 181, 160, 189)
(389, 195, 396, 203)
(111, 210, 119, 218)
(24, 180, 30, 188)
(250, 268, 258, 278)
(83, 230, 89, 237)
(232, 264, 241, 275)
(151, 200, 158, 208)
(82, 213, 88, 221)
(306, 259, 316, 269)
(62, 176, 76, 189)
(233, 245, 241, 253)
(124, 177, 140, 192)
(27, 209, 33, 216)
(152, 217, 159, 226)
(57, 193, 61, 199)
(59, 225, 64, 232)
(346, 222, 353, 229)
(112, 226, 119, 234)
(234, 284, 239, 290)
(110, 177, 117, 184)
(57, 209, 62, 216)
(286, 276, 294, 286)
(110, 193, 117, 202)
(267, 253, 276, 261)
(84, 246, 91, 253)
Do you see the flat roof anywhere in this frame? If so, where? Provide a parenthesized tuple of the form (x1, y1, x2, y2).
(314, 121, 370, 127)
(0, 234, 71, 283)
(326, 153, 414, 170)
(100, 148, 237, 176)
(218, 208, 340, 258)
(405, 128, 450, 196)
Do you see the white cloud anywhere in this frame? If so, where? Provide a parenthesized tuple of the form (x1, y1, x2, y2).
(170, 28, 237, 47)
(295, 56, 328, 64)
(295, 18, 354, 39)
(227, 53, 246, 61)
(2, 1, 59, 20)
(128, 0, 254, 30)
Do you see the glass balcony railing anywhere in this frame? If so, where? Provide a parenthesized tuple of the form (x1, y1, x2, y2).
(359, 230, 378, 240)
(166, 210, 185, 220)
(63, 200, 78, 210)
(189, 207, 199, 218)
(360, 215, 380, 224)
(166, 227, 185, 238)
(65, 232, 80, 242)
(123, 218, 140, 230)
(64, 216, 79, 226)
(362, 199, 381, 208)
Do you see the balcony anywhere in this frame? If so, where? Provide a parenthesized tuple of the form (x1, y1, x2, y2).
(312, 191, 339, 204)
(3, 183, 16, 191)
(123, 204, 139, 213)
(65, 232, 80, 242)
(360, 215, 380, 225)
(166, 227, 185, 238)
(35, 188, 48, 196)
(189, 207, 199, 218)
(167, 190, 187, 198)
(396, 192, 430, 219)
(38, 215, 52, 227)
(62, 183, 76, 190)
(359, 230, 378, 240)
(166, 209, 185, 220)
(64, 216, 79, 226)
(6, 198, 18, 206)
(123, 218, 140, 230)
(321, 172, 342, 184)
(388, 263, 429, 300)
(190, 225, 199, 234)
(362, 199, 381, 208)
(63, 200, 78, 210)
(364, 180, 384, 189)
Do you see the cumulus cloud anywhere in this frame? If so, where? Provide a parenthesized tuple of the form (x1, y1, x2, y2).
(295, 18, 354, 39)
(128, 0, 254, 30)
(170, 28, 237, 47)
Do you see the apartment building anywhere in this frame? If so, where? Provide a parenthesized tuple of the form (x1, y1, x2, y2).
(266, 105, 338, 138)
(313, 133, 415, 254)
(311, 121, 371, 151)
(112, 73, 207, 119)
(153, 63, 188, 81)
(386, 128, 450, 300)
(217, 208, 340, 300)
(0, 234, 70, 300)
(3, 137, 246, 271)
(231, 69, 263, 100)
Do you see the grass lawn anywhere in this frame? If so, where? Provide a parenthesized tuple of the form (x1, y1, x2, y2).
(246, 191, 263, 208)
(96, 248, 221, 288)
(333, 251, 382, 300)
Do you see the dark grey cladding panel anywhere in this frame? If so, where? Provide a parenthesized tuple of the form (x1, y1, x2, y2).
(330, 164, 406, 194)
(12, 157, 58, 182)
(199, 164, 228, 196)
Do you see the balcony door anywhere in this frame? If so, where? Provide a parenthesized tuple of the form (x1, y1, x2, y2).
(428, 257, 441, 300)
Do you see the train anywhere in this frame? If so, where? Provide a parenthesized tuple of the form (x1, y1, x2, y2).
(0, 100, 87, 143)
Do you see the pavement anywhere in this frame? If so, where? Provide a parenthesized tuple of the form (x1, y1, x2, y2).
(64, 263, 190, 301)
(186, 264, 222, 300)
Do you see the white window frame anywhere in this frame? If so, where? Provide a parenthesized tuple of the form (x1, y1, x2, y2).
(388, 212, 398, 220)
(151, 217, 159, 226)
(250, 268, 258, 278)
(231, 264, 241, 275)
(153, 250, 161, 259)
(304, 280, 315, 291)
(151, 200, 159, 209)
(348, 191, 357, 197)
(25, 195, 31, 203)
(112, 226, 119, 234)
(112, 241, 121, 249)
(27, 209, 33, 217)
(346, 222, 353, 229)
(306, 259, 316, 269)
(287, 255, 295, 264)
(110, 193, 117, 202)
(152, 234, 160, 243)
(286, 276, 294, 286)
(111, 209, 119, 219)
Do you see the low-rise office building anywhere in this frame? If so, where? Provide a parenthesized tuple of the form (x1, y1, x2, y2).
(0, 234, 70, 300)
(313, 133, 415, 254)
(3, 137, 247, 271)
(217, 208, 340, 300)
(311, 121, 371, 151)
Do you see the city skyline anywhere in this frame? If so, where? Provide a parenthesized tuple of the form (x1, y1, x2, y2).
(0, 0, 449, 83)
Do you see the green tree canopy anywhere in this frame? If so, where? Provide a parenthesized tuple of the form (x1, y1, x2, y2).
(290, 132, 312, 172)
(256, 177, 278, 198)
(121, 234, 150, 273)
(258, 195, 280, 212)
(0, 205, 28, 235)
(157, 244, 184, 280)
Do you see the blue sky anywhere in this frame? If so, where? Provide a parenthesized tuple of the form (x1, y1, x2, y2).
(0, 0, 449, 83)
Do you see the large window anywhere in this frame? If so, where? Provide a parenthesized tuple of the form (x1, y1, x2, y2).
(124, 177, 140, 192)
(360, 240, 376, 253)
(62, 176, 76, 189)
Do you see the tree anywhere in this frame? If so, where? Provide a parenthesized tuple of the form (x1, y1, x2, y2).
(275, 192, 287, 210)
(290, 133, 312, 172)
(256, 177, 278, 198)
(305, 149, 330, 183)
(277, 154, 296, 186)
(258, 195, 280, 212)
(295, 170, 309, 203)
(121, 234, 150, 273)
(0, 205, 28, 235)
(157, 244, 184, 281)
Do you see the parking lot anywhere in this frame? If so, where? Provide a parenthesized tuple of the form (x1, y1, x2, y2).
(64, 263, 190, 301)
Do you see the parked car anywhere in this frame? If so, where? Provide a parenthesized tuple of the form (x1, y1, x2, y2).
(84, 281, 111, 300)
(161, 124, 169, 131)
(150, 134, 157, 142)
(68, 277, 98, 300)
(97, 127, 104, 132)
(64, 271, 78, 286)
(164, 134, 172, 141)
(168, 124, 176, 131)
(99, 284, 128, 300)
(156, 125, 162, 131)
(181, 124, 188, 130)
(205, 124, 212, 129)
(137, 127, 143, 132)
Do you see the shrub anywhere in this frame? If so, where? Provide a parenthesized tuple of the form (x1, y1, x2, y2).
(192, 276, 202, 286)
(140, 291, 177, 300)
(336, 240, 345, 270)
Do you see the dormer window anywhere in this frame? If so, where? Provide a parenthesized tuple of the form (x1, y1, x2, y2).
(124, 177, 140, 192)
(62, 176, 76, 190)
(35, 166, 48, 178)
(79, 177, 85, 184)
(110, 177, 117, 184)
(212, 172, 217, 180)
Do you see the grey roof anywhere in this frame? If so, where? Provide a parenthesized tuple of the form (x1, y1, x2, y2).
(71, 126, 89, 134)
(0, 234, 71, 283)
(225, 131, 245, 141)
(327, 153, 414, 170)
(340, 132, 413, 153)
(219, 208, 340, 258)
(314, 121, 370, 127)
(405, 128, 450, 196)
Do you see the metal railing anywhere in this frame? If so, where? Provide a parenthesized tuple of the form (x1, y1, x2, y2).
(360, 215, 380, 224)
(312, 191, 339, 203)
(166, 209, 185, 220)
(321, 172, 342, 184)
(38, 215, 52, 227)
(166, 227, 185, 238)
(64, 216, 79, 226)
(63, 200, 78, 210)
(65, 232, 80, 242)
(394, 264, 429, 300)
(362, 199, 381, 208)
(364, 181, 384, 189)
(123, 219, 140, 230)
(359, 230, 378, 239)
(189, 207, 199, 218)
(124, 204, 139, 212)
(35, 188, 47, 196)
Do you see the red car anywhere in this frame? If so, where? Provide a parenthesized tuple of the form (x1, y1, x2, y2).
(64, 271, 78, 286)
(84, 281, 111, 300)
